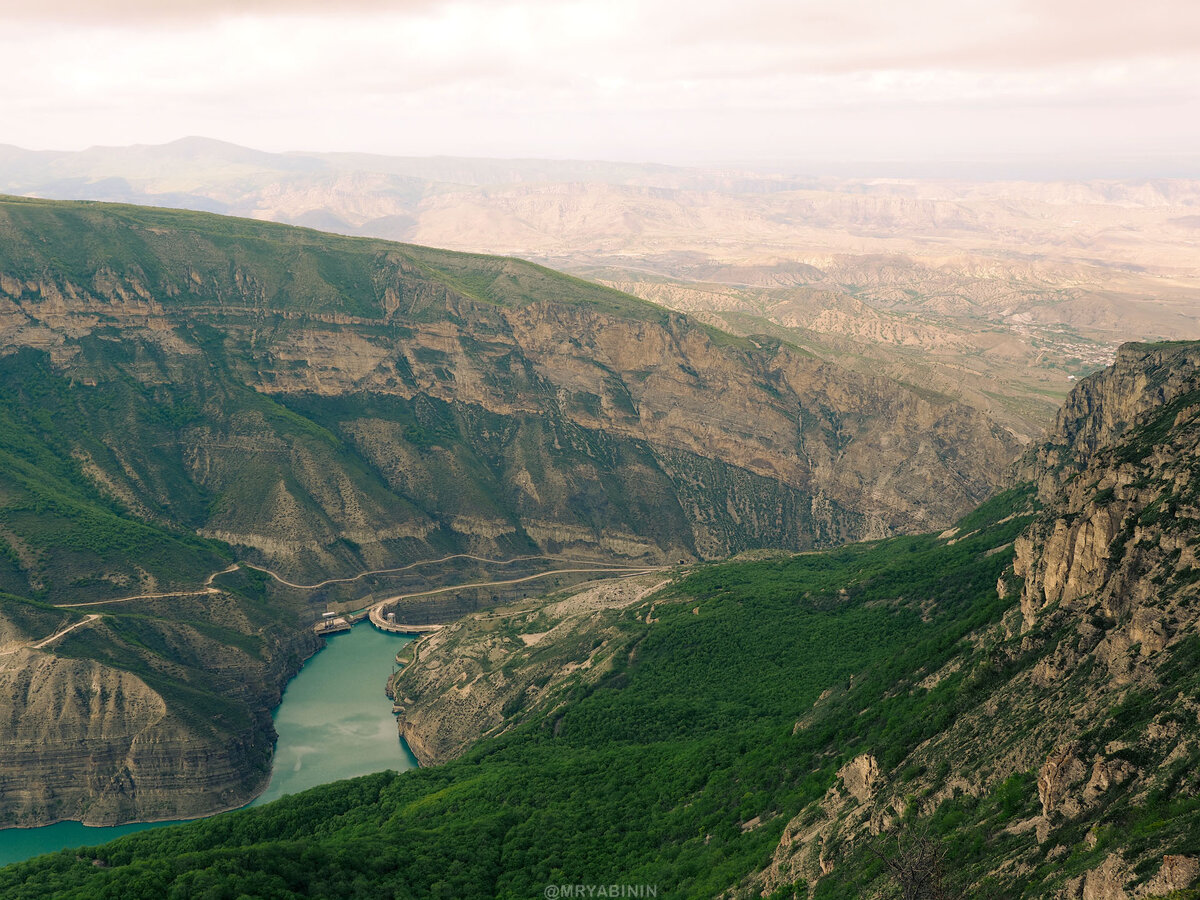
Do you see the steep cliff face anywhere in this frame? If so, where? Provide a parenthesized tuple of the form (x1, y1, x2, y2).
(754, 341, 1200, 898)
(1013, 342, 1200, 630)
(0, 196, 1020, 590)
(1017, 341, 1200, 499)
(0, 590, 317, 826)
(0, 648, 247, 826)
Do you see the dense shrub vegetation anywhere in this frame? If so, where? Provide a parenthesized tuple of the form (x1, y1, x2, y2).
(0, 489, 1039, 898)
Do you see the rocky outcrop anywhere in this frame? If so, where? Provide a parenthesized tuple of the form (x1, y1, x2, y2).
(1016, 341, 1200, 499)
(393, 574, 667, 766)
(1142, 856, 1200, 897)
(1038, 744, 1087, 819)
(1014, 356, 1200, 628)
(1062, 854, 1133, 900)
(1059, 853, 1199, 900)
(837, 753, 880, 804)
(748, 341, 1200, 899)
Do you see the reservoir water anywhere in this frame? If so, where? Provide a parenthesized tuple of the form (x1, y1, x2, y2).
(251, 625, 418, 805)
(0, 624, 417, 867)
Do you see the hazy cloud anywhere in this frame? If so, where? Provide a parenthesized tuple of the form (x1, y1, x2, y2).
(0, 0, 1197, 169)
(640, 0, 1200, 71)
(0, 0, 441, 23)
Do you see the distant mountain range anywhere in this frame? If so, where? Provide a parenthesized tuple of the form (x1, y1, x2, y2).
(5, 137, 1199, 440)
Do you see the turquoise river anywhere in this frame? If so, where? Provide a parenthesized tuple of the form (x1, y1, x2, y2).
(0, 625, 417, 866)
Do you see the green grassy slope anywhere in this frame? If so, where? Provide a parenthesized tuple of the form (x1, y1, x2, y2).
(0, 348, 230, 602)
(0, 195, 671, 324)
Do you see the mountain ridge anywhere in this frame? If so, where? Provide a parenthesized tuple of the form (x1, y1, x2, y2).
(9, 137, 1199, 441)
(0, 194, 1019, 586)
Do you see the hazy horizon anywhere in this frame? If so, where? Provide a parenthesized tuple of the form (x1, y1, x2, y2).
(2, 0, 1198, 178)
(3, 134, 1198, 183)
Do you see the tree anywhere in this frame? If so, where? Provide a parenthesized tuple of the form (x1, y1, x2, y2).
(868, 824, 956, 900)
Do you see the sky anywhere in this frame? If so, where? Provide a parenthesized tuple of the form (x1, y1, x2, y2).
(2, 0, 1199, 172)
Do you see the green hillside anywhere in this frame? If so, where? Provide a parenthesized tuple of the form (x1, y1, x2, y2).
(0, 195, 671, 324)
(0, 348, 229, 602)
(0, 486, 1039, 898)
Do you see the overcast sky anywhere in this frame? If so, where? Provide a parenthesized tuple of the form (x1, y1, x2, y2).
(2, 0, 1199, 172)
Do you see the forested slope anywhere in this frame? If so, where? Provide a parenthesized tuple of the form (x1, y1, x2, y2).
(0, 486, 1037, 897)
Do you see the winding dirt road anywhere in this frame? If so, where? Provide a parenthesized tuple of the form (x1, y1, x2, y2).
(364, 564, 665, 631)
(31, 614, 103, 649)
(35, 553, 665, 650)
(52, 554, 646, 609)
(1, 613, 104, 657)
(240, 553, 574, 591)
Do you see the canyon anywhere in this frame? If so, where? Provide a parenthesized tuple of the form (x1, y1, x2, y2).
(0, 191, 1194, 897)
(0, 194, 1016, 826)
